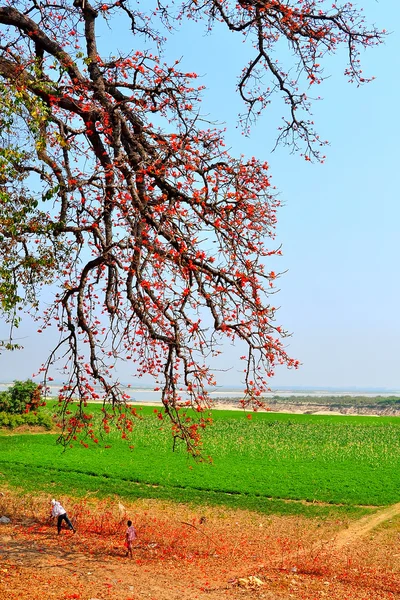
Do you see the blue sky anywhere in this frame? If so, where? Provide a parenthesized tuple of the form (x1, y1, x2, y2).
(161, 1, 400, 390)
(1, 1, 399, 390)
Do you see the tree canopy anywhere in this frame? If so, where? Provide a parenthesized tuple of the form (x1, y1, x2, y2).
(0, 0, 382, 452)
(0, 379, 42, 414)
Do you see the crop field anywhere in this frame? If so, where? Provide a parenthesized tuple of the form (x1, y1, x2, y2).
(1, 406, 400, 516)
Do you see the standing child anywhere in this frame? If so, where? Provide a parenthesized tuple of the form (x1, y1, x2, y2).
(125, 520, 136, 558)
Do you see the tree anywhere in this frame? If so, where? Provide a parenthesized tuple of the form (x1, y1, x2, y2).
(0, 379, 42, 414)
(0, 0, 382, 453)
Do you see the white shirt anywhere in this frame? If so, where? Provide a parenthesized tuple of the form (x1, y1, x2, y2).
(51, 501, 66, 517)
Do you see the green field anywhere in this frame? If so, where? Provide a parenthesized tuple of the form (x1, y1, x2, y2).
(1, 406, 399, 518)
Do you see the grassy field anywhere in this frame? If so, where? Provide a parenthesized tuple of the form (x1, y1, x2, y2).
(1, 405, 399, 517)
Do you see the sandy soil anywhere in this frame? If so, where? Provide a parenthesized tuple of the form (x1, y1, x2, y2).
(0, 492, 399, 600)
(134, 400, 396, 417)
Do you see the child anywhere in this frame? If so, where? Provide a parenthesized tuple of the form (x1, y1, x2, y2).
(125, 519, 136, 558)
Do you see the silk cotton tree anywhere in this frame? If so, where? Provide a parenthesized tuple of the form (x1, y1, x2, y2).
(0, 0, 382, 453)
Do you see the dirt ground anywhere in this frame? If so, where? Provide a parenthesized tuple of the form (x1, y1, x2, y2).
(0, 492, 399, 600)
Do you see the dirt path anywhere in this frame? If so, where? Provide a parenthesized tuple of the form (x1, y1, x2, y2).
(333, 502, 400, 550)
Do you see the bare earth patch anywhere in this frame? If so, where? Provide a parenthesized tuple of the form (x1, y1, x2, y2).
(0, 491, 399, 600)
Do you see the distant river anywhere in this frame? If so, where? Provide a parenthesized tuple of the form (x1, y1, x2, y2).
(0, 382, 399, 403)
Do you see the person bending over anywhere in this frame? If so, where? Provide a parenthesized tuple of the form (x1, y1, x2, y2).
(51, 499, 75, 534)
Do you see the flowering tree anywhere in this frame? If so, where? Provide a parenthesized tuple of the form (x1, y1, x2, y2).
(0, 0, 382, 452)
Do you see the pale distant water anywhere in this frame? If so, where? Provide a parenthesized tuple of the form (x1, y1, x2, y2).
(0, 382, 399, 403)
(120, 387, 399, 403)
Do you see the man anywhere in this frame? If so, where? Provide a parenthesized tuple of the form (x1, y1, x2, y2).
(50, 499, 76, 534)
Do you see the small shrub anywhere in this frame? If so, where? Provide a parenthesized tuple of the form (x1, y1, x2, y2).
(0, 412, 9, 427)
(0, 410, 52, 429)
